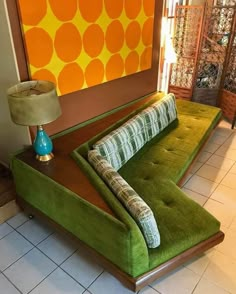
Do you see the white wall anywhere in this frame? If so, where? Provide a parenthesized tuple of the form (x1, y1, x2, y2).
(0, 1, 31, 166)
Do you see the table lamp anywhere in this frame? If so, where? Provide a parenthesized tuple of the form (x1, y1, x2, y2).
(7, 80, 62, 162)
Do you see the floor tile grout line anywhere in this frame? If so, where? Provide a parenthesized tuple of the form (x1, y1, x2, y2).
(6, 217, 30, 230)
(35, 229, 56, 247)
(2, 246, 35, 274)
(148, 284, 162, 293)
(35, 240, 78, 269)
(190, 161, 204, 174)
(83, 289, 92, 294)
(195, 161, 231, 184)
(190, 273, 202, 294)
(183, 176, 219, 199)
(1, 229, 58, 275)
(85, 270, 105, 291)
(58, 266, 88, 291)
(207, 158, 236, 196)
(3, 219, 101, 292)
(225, 160, 236, 175)
(2, 270, 24, 294)
(0, 226, 14, 241)
(183, 137, 236, 204)
(26, 266, 59, 294)
(190, 248, 217, 294)
(14, 224, 54, 248)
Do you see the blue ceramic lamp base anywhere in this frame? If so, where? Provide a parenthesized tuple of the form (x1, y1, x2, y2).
(33, 126, 54, 162)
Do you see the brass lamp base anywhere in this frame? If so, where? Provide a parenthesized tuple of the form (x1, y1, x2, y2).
(36, 153, 54, 162)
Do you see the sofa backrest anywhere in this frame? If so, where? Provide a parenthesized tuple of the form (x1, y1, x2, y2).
(93, 93, 177, 170)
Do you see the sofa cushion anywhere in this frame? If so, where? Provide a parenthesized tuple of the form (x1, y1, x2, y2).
(93, 93, 177, 170)
(142, 93, 177, 140)
(88, 149, 160, 248)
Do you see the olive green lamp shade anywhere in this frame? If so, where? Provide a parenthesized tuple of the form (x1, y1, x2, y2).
(7, 80, 62, 162)
(7, 80, 61, 126)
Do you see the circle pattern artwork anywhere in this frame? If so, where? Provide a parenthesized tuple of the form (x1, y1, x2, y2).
(54, 23, 82, 63)
(49, 0, 77, 21)
(85, 59, 104, 87)
(83, 24, 104, 58)
(24, 28, 53, 68)
(18, 1, 155, 95)
(105, 20, 124, 54)
(126, 21, 141, 50)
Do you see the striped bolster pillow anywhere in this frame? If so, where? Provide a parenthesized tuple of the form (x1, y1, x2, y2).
(93, 93, 177, 170)
(88, 149, 160, 248)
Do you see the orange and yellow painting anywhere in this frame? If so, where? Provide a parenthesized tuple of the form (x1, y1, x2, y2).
(17, 0, 155, 95)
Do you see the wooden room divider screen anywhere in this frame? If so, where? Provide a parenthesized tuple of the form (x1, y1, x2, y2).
(220, 14, 236, 125)
(168, 5, 204, 100)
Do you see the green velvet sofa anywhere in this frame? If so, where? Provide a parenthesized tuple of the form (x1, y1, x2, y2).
(11, 93, 224, 291)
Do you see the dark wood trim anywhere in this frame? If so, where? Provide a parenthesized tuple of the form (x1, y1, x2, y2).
(17, 196, 224, 292)
(5, 0, 164, 135)
(5, 0, 29, 81)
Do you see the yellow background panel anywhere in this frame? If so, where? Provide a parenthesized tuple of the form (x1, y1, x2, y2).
(17, 0, 155, 95)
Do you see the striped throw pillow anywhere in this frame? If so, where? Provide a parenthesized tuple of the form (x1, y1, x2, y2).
(93, 93, 177, 170)
(88, 149, 160, 249)
(93, 112, 147, 170)
(143, 93, 177, 140)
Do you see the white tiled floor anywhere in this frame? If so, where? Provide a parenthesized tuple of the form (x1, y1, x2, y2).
(0, 120, 235, 294)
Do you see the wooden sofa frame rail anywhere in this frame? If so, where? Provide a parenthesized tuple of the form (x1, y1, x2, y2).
(15, 94, 224, 291)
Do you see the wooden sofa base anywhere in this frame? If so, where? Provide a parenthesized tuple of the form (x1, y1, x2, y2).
(17, 196, 224, 292)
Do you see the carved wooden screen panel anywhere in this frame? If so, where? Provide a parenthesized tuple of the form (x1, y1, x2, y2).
(168, 5, 204, 100)
(192, 4, 235, 106)
(221, 14, 236, 121)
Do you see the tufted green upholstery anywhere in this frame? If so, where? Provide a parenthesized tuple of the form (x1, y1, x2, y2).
(72, 94, 222, 275)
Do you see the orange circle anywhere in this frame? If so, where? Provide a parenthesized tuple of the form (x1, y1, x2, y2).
(106, 54, 124, 81)
(24, 28, 53, 68)
(125, 51, 139, 75)
(58, 63, 84, 95)
(104, 0, 123, 19)
(142, 17, 154, 46)
(54, 23, 82, 63)
(143, 0, 155, 17)
(126, 21, 141, 50)
(18, 0, 47, 25)
(32, 69, 57, 85)
(140, 47, 152, 71)
(49, 0, 77, 21)
(79, 0, 103, 22)
(106, 20, 124, 53)
(85, 59, 104, 87)
(83, 24, 104, 58)
(125, 0, 142, 19)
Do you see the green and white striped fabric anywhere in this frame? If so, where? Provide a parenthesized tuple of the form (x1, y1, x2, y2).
(88, 149, 160, 248)
(143, 93, 177, 140)
(93, 93, 177, 170)
(93, 113, 147, 170)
